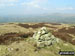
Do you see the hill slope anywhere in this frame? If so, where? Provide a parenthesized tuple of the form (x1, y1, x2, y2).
(0, 23, 75, 56)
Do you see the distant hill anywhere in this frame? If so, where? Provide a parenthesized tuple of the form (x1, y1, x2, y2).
(0, 13, 75, 24)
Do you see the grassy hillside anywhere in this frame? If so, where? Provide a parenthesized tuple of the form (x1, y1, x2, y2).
(0, 23, 75, 56)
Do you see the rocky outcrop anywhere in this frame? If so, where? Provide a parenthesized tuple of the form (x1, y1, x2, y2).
(33, 27, 59, 47)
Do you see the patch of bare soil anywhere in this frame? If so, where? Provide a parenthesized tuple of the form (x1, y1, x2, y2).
(53, 26, 75, 45)
(47, 23, 61, 25)
(58, 26, 75, 34)
(0, 32, 34, 45)
(18, 23, 57, 29)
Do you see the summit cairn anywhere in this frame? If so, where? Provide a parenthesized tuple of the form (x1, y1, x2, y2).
(33, 27, 59, 47)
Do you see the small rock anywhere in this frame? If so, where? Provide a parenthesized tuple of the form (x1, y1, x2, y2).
(34, 49, 38, 52)
(15, 48, 19, 51)
(8, 48, 14, 52)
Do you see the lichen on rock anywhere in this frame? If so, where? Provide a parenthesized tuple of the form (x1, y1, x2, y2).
(33, 27, 59, 47)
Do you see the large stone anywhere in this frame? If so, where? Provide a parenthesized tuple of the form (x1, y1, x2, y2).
(33, 27, 59, 47)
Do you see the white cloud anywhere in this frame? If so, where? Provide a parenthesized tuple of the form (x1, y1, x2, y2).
(56, 7, 75, 10)
(0, 0, 49, 10)
(0, 3, 16, 7)
(34, 0, 48, 2)
(21, 2, 26, 5)
(26, 1, 41, 8)
(43, 8, 49, 10)
(7, 0, 18, 2)
(0, 0, 18, 7)
(0, 0, 18, 3)
(0, 4, 5, 6)
(21, 0, 48, 10)
(7, 3, 15, 6)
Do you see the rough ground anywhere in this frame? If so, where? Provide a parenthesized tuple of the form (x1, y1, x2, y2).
(0, 23, 75, 56)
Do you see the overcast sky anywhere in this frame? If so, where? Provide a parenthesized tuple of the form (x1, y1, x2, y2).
(0, 0, 75, 16)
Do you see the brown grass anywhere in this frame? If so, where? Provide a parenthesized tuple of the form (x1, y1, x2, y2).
(71, 40, 75, 45)
(58, 26, 75, 34)
(47, 23, 61, 25)
(18, 23, 56, 29)
(0, 32, 34, 45)
(53, 26, 75, 45)
(0, 23, 75, 45)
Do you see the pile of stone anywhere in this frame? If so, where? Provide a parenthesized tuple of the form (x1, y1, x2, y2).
(33, 27, 59, 47)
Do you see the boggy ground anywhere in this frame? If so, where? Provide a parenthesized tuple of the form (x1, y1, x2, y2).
(0, 23, 75, 56)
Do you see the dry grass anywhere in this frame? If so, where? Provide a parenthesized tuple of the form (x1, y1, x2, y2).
(0, 32, 34, 45)
(18, 23, 57, 29)
(0, 23, 75, 56)
(53, 26, 75, 45)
